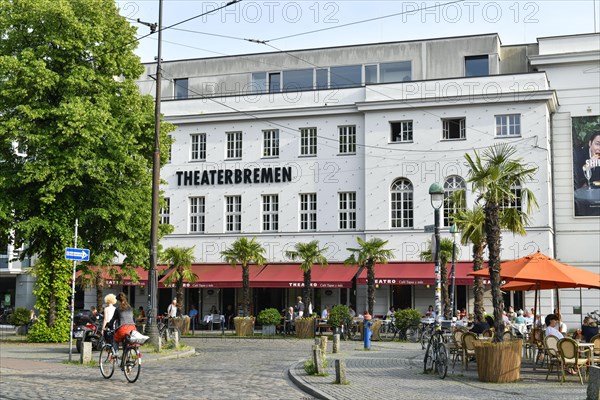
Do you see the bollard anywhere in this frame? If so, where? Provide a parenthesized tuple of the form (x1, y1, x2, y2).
(363, 312, 372, 349)
(320, 336, 328, 354)
(588, 365, 599, 400)
(312, 344, 323, 374)
(335, 359, 347, 384)
(80, 341, 92, 364)
(333, 334, 340, 353)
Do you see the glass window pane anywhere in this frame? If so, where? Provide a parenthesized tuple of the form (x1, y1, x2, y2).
(365, 65, 377, 84)
(282, 69, 313, 92)
(316, 69, 328, 89)
(269, 73, 280, 92)
(465, 55, 489, 77)
(330, 65, 361, 88)
(251, 72, 266, 93)
(380, 61, 411, 83)
(174, 78, 188, 99)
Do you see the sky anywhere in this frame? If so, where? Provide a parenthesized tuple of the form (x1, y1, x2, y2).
(115, 0, 600, 63)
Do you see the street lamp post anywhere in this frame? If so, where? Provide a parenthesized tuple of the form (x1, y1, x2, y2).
(429, 183, 444, 329)
(449, 223, 459, 319)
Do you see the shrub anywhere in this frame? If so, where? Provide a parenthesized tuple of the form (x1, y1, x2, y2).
(328, 304, 351, 328)
(9, 307, 31, 326)
(394, 308, 422, 332)
(257, 308, 281, 326)
(303, 357, 329, 375)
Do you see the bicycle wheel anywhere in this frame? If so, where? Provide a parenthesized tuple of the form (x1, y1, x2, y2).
(405, 326, 420, 343)
(99, 345, 115, 379)
(423, 339, 435, 373)
(420, 328, 431, 350)
(435, 342, 448, 379)
(123, 347, 141, 383)
(379, 323, 393, 341)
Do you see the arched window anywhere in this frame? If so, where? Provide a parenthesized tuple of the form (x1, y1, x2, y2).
(443, 176, 466, 226)
(391, 178, 413, 228)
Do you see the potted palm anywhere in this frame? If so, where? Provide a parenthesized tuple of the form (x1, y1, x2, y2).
(258, 308, 281, 336)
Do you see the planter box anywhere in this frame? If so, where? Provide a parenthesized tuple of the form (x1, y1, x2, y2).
(358, 320, 383, 341)
(262, 325, 276, 336)
(474, 339, 522, 383)
(234, 318, 255, 337)
(295, 318, 315, 339)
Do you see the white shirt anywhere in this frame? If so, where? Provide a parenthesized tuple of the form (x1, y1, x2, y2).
(102, 304, 115, 331)
(167, 304, 178, 318)
(321, 309, 328, 319)
(545, 325, 564, 339)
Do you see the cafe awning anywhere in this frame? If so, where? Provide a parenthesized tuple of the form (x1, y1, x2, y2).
(251, 263, 359, 288)
(160, 264, 264, 289)
(356, 262, 475, 285)
(76, 266, 149, 286)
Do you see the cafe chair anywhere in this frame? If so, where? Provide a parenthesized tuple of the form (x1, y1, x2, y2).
(590, 334, 600, 366)
(211, 314, 222, 331)
(482, 329, 493, 338)
(461, 332, 478, 371)
(557, 337, 591, 384)
(502, 330, 513, 341)
(448, 329, 464, 372)
(543, 335, 561, 381)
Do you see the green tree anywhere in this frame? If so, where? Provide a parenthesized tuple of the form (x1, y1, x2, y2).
(419, 237, 454, 319)
(285, 240, 328, 312)
(465, 143, 538, 342)
(345, 237, 395, 316)
(221, 238, 266, 317)
(452, 204, 486, 322)
(162, 246, 198, 311)
(0, 0, 172, 340)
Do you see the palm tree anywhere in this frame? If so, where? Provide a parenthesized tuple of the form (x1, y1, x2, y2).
(465, 143, 538, 342)
(345, 237, 395, 316)
(221, 237, 266, 317)
(161, 246, 197, 311)
(452, 204, 486, 322)
(285, 240, 329, 313)
(419, 237, 454, 319)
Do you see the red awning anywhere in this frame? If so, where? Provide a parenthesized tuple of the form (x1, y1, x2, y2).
(76, 267, 149, 286)
(160, 264, 264, 289)
(356, 262, 475, 285)
(251, 263, 359, 288)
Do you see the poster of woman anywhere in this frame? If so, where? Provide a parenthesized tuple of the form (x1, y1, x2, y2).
(572, 116, 600, 216)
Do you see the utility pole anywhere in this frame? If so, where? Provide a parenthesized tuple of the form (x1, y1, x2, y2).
(145, 0, 163, 347)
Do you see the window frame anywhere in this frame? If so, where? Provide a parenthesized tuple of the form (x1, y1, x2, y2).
(262, 129, 280, 158)
(226, 131, 243, 159)
(390, 178, 414, 229)
(338, 192, 357, 230)
(338, 125, 357, 154)
(174, 78, 189, 99)
(443, 176, 466, 227)
(465, 55, 489, 77)
(189, 196, 206, 233)
(300, 127, 317, 156)
(190, 133, 207, 161)
(442, 118, 466, 140)
(495, 114, 521, 137)
(262, 194, 279, 232)
(160, 197, 170, 225)
(390, 120, 413, 143)
(299, 193, 317, 231)
(225, 195, 242, 233)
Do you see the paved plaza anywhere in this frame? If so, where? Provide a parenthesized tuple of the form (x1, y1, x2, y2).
(0, 334, 594, 399)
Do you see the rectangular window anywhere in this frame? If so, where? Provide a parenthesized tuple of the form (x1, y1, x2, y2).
(365, 64, 378, 84)
(495, 114, 521, 137)
(282, 69, 313, 92)
(316, 68, 328, 89)
(465, 55, 489, 77)
(300, 127, 317, 156)
(160, 198, 170, 225)
(262, 129, 279, 158)
(226, 131, 242, 159)
(225, 195, 242, 232)
(300, 193, 317, 231)
(174, 78, 189, 99)
(189, 197, 205, 233)
(338, 192, 357, 230)
(380, 61, 412, 82)
(442, 118, 466, 140)
(251, 72, 266, 93)
(190, 133, 206, 161)
(330, 65, 362, 88)
(390, 121, 413, 142)
(268, 72, 281, 93)
(501, 185, 522, 212)
(338, 125, 356, 154)
(262, 195, 279, 232)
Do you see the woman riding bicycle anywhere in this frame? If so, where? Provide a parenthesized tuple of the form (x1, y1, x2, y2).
(105, 292, 136, 353)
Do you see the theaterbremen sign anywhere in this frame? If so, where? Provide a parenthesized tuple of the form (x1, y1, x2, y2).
(176, 166, 293, 186)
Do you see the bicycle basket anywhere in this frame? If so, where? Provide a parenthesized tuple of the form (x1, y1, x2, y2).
(128, 330, 149, 345)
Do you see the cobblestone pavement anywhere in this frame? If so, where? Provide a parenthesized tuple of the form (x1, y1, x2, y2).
(0, 336, 593, 400)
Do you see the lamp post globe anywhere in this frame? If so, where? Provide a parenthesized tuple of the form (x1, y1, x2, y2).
(429, 183, 444, 328)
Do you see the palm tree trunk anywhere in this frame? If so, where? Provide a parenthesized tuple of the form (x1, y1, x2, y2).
(472, 243, 485, 322)
(367, 260, 375, 316)
(95, 274, 104, 310)
(440, 262, 450, 319)
(303, 270, 311, 312)
(242, 265, 250, 316)
(485, 202, 505, 342)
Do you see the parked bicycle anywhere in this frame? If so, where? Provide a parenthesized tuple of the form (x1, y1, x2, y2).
(157, 315, 180, 342)
(423, 327, 448, 379)
(99, 329, 146, 383)
(420, 320, 435, 350)
(342, 317, 360, 341)
(378, 319, 421, 342)
(0, 306, 13, 324)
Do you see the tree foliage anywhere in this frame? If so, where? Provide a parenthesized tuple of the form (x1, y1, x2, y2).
(0, 0, 173, 340)
(285, 240, 328, 312)
(162, 246, 198, 311)
(419, 237, 455, 319)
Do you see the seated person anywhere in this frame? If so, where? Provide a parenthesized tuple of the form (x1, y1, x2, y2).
(544, 314, 563, 339)
(581, 317, 599, 342)
(321, 306, 329, 320)
(209, 305, 219, 315)
(470, 315, 490, 335)
(284, 306, 295, 334)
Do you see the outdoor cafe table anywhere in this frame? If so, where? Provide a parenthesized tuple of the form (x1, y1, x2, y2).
(578, 342, 594, 357)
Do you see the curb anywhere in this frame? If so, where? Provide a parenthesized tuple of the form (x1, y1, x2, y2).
(287, 359, 334, 400)
(143, 347, 196, 362)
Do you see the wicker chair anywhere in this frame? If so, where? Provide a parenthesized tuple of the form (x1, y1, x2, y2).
(590, 334, 600, 366)
(461, 332, 478, 371)
(502, 330, 514, 341)
(482, 328, 494, 338)
(543, 335, 561, 381)
(449, 329, 465, 371)
(557, 337, 591, 384)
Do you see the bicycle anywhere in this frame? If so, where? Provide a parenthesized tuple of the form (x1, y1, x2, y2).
(420, 320, 435, 350)
(99, 331, 144, 383)
(423, 327, 449, 379)
(379, 319, 422, 342)
(342, 317, 360, 341)
(157, 315, 180, 342)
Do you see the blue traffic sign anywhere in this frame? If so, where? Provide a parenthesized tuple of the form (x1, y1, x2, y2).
(65, 247, 90, 261)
